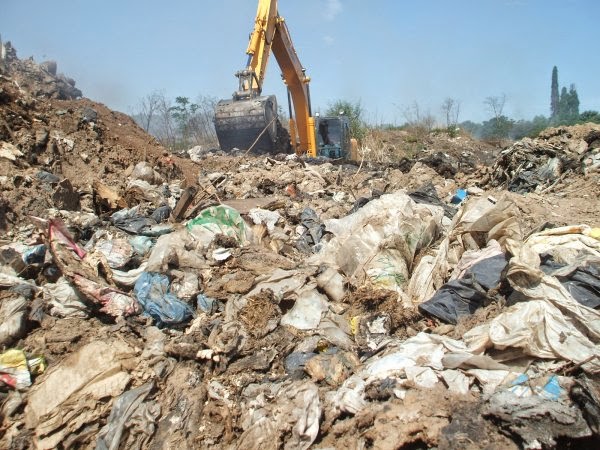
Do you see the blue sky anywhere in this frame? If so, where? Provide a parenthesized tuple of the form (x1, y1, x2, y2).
(1, 0, 598, 124)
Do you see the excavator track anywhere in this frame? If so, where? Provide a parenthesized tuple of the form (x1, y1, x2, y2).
(215, 95, 284, 154)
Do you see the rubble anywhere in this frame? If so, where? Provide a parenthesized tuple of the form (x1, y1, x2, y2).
(1, 43, 600, 450)
(486, 123, 600, 193)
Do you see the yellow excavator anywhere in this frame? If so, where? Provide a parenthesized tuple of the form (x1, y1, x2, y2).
(214, 0, 355, 159)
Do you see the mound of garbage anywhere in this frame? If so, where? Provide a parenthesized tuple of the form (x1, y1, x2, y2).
(486, 123, 600, 193)
(1, 43, 600, 450)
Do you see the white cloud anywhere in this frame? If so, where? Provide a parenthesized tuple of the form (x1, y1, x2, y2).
(324, 0, 342, 21)
(323, 35, 335, 46)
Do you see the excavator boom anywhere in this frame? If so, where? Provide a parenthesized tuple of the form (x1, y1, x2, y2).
(214, 0, 317, 155)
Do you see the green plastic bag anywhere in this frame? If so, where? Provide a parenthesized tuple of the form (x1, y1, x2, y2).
(186, 205, 247, 243)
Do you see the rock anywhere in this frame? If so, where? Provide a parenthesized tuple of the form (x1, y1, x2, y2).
(40, 60, 57, 76)
(80, 107, 97, 124)
(52, 179, 80, 210)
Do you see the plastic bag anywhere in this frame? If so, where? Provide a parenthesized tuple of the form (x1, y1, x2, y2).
(313, 192, 443, 293)
(187, 205, 251, 246)
(42, 277, 90, 318)
(0, 292, 28, 345)
(418, 254, 508, 324)
(0, 349, 46, 390)
(133, 272, 195, 327)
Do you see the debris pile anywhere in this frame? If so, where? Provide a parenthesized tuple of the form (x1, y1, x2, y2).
(487, 123, 600, 193)
(1, 44, 600, 449)
(1, 39, 82, 100)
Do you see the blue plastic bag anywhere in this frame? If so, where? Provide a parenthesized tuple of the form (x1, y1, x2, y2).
(133, 272, 195, 327)
(22, 244, 46, 265)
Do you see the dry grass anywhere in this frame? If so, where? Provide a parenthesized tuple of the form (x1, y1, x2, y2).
(357, 128, 424, 163)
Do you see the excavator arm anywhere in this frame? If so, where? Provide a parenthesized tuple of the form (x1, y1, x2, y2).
(272, 17, 317, 154)
(214, 0, 317, 156)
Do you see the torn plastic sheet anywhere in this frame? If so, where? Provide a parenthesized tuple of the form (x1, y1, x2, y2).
(245, 268, 311, 301)
(408, 181, 456, 218)
(484, 389, 592, 447)
(235, 381, 321, 450)
(248, 208, 281, 232)
(312, 192, 443, 293)
(125, 179, 166, 206)
(363, 332, 467, 382)
(405, 366, 439, 389)
(48, 219, 140, 317)
(146, 228, 206, 273)
(111, 262, 148, 288)
(524, 225, 600, 265)
(441, 369, 471, 394)
(418, 253, 508, 324)
(506, 374, 565, 400)
(296, 208, 325, 252)
(280, 284, 329, 330)
(481, 239, 600, 372)
(452, 196, 522, 252)
(24, 340, 136, 450)
(449, 239, 503, 281)
(22, 244, 46, 265)
(0, 290, 28, 345)
(329, 332, 523, 415)
(128, 235, 154, 256)
(170, 271, 200, 301)
(404, 237, 449, 306)
(151, 205, 171, 223)
(197, 294, 219, 315)
(133, 272, 195, 327)
(94, 238, 134, 269)
(464, 295, 600, 373)
(540, 255, 600, 308)
(0, 272, 39, 291)
(42, 276, 90, 318)
(110, 207, 174, 237)
(96, 381, 160, 450)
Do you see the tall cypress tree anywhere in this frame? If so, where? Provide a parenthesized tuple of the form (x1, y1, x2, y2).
(559, 86, 569, 121)
(568, 84, 580, 118)
(551, 66, 559, 119)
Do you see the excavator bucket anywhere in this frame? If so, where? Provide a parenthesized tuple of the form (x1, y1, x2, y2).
(214, 95, 282, 154)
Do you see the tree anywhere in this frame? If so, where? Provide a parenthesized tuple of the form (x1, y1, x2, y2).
(511, 115, 550, 140)
(480, 115, 513, 141)
(557, 85, 580, 123)
(325, 99, 366, 141)
(440, 97, 461, 133)
(135, 91, 164, 133)
(579, 110, 600, 124)
(155, 94, 176, 149)
(568, 84, 580, 118)
(400, 101, 436, 136)
(170, 96, 199, 148)
(551, 66, 559, 119)
(484, 94, 510, 140)
(484, 94, 506, 120)
(459, 120, 482, 138)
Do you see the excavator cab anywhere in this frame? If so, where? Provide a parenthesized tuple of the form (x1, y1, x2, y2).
(315, 115, 351, 159)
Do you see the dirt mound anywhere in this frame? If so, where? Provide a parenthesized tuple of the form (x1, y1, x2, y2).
(0, 44, 196, 232)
